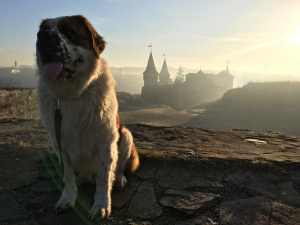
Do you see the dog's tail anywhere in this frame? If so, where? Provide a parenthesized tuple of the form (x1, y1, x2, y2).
(118, 125, 139, 173)
(126, 141, 139, 173)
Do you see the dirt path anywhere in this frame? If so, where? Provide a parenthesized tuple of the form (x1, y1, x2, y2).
(0, 119, 300, 224)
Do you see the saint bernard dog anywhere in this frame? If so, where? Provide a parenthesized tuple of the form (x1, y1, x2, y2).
(36, 15, 139, 219)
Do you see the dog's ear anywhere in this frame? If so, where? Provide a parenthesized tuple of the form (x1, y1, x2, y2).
(39, 19, 50, 31)
(76, 15, 106, 58)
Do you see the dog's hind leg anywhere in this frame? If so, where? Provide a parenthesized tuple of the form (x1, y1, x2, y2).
(115, 127, 139, 190)
(55, 153, 78, 212)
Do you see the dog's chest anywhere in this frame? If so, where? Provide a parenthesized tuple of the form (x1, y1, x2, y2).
(59, 99, 105, 140)
(58, 101, 102, 170)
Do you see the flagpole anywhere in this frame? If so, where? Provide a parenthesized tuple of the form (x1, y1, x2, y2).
(147, 43, 152, 52)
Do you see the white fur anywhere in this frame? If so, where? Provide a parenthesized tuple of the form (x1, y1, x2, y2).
(37, 40, 118, 219)
(115, 127, 134, 190)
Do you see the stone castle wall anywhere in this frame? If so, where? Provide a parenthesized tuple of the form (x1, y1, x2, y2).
(141, 84, 221, 110)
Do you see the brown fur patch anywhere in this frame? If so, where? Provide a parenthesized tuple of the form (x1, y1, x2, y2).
(116, 113, 120, 129)
(126, 143, 139, 173)
(39, 19, 51, 31)
(116, 112, 139, 172)
(57, 16, 94, 51)
(39, 15, 106, 58)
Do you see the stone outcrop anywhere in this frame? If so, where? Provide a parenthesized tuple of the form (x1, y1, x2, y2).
(0, 120, 300, 224)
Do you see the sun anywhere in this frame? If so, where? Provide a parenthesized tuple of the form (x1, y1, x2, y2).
(288, 27, 300, 45)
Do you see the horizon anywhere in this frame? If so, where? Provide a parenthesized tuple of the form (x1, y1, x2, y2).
(1, 63, 298, 76)
(0, 0, 300, 75)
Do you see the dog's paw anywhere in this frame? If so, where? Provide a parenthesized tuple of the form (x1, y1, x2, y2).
(88, 194, 111, 220)
(88, 204, 111, 220)
(115, 174, 127, 190)
(55, 196, 75, 213)
(55, 188, 77, 213)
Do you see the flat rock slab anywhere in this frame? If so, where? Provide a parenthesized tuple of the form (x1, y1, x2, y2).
(251, 181, 300, 205)
(227, 171, 300, 205)
(288, 169, 300, 179)
(112, 178, 140, 208)
(134, 163, 156, 180)
(159, 189, 220, 214)
(0, 159, 39, 189)
(41, 209, 98, 225)
(219, 196, 300, 225)
(30, 194, 60, 210)
(157, 167, 223, 189)
(178, 212, 217, 225)
(8, 221, 40, 225)
(0, 191, 32, 222)
(31, 180, 59, 193)
(127, 124, 300, 162)
(127, 182, 162, 220)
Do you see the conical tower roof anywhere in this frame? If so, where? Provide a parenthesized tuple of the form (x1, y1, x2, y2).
(226, 64, 229, 73)
(143, 52, 159, 75)
(159, 59, 170, 76)
(196, 70, 205, 76)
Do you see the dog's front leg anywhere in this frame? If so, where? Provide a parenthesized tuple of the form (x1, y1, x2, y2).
(89, 142, 118, 219)
(55, 153, 77, 212)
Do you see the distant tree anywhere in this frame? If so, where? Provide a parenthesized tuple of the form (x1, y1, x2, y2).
(174, 66, 185, 84)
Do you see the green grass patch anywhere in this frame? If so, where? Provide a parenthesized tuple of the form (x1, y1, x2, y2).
(38, 148, 63, 191)
(250, 159, 273, 170)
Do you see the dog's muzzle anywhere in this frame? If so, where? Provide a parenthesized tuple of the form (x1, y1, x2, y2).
(36, 30, 69, 64)
(37, 30, 80, 81)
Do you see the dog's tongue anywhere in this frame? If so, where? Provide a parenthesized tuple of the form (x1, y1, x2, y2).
(44, 62, 63, 80)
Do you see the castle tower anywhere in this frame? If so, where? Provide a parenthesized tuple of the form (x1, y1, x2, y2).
(143, 51, 159, 87)
(11, 60, 20, 74)
(159, 58, 171, 85)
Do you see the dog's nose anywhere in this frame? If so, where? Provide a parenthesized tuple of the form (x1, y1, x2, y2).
(37, 30, 57, 40)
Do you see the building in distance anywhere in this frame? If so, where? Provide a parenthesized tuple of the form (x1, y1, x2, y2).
(141, 51, 234, 110)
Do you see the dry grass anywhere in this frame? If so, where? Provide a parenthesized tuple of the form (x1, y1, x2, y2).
(0, 88, 39, 119)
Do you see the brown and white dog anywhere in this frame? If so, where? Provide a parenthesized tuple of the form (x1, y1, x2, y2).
(36, 15, 139, 219)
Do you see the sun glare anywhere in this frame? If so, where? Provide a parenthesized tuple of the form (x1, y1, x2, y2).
(288, 27, 300, 45)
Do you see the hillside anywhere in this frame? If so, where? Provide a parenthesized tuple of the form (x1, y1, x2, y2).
(220, 81, 300, 109)
(185, 82, 300, 136)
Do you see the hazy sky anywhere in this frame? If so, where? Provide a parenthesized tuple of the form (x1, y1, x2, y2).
(0, 0, 300, 75)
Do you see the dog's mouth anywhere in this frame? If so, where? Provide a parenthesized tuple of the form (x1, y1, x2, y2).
(44, 59, 82, 81)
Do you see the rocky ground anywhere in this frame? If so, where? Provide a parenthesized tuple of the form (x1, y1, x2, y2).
(0, 119, 300, 224)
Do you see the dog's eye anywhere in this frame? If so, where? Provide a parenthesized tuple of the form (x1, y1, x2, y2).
(40, 25, 51, 31)
(60, 26, 76, 37)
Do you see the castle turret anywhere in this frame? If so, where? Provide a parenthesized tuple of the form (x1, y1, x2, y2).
(143, 52, 159, 87)
(159, 58, 171, 85)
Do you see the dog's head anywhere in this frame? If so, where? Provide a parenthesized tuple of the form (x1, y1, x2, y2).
(36, 15, 106, 81)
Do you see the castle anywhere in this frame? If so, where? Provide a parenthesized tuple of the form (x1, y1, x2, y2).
(141, 52, 234, 110)
(11, 60, 20, 74)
